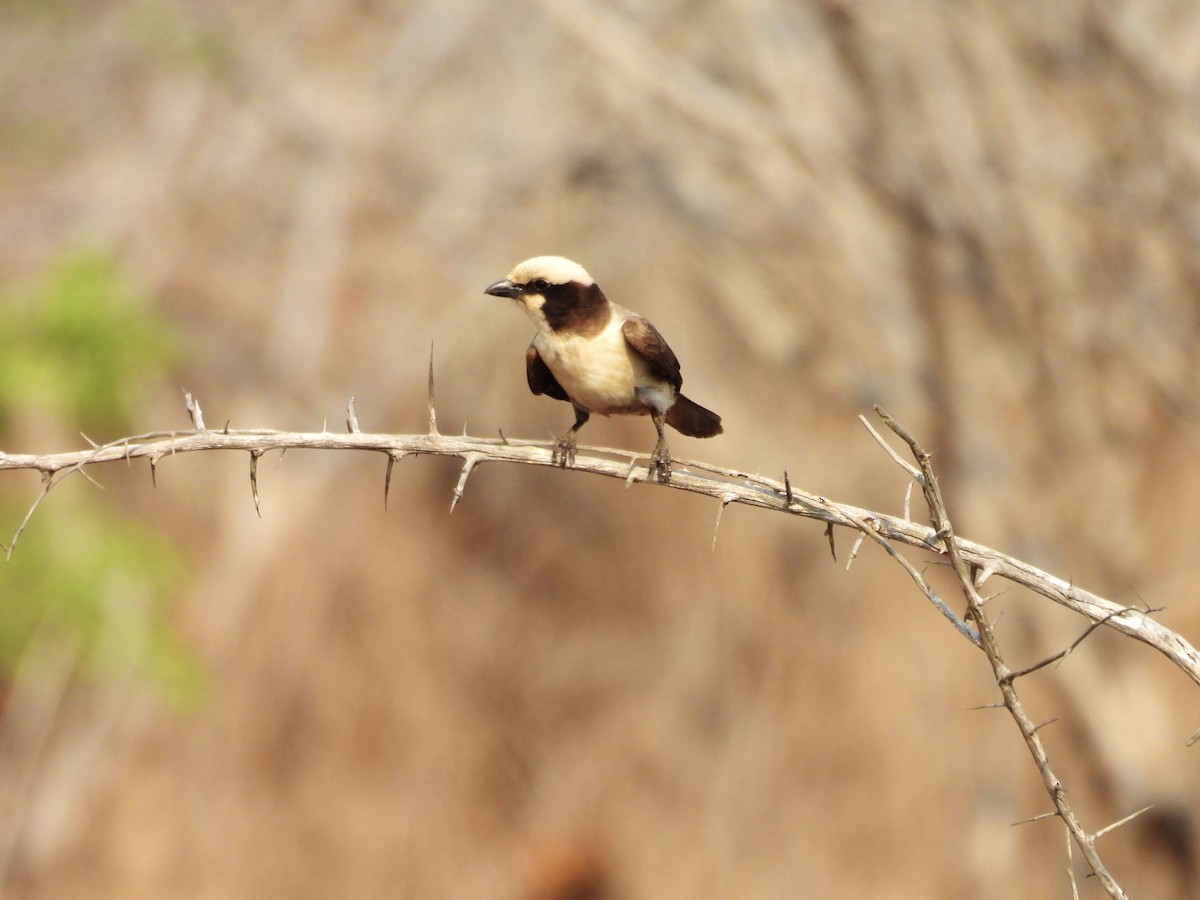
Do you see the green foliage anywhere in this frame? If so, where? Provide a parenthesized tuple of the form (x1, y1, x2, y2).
(0, 497, 205, 707)
(0, 247, 203, 705)
(0, 247, 179, 434)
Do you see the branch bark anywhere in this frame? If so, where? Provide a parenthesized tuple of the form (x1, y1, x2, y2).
(877, 408, 1131, 899)
(2, 422, 1198, 693)
(4, 405, 1194, 893)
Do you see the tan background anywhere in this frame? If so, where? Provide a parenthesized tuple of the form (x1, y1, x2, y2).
(3, 1, 1200, 897)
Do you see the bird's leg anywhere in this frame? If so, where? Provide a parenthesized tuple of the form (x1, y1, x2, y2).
(553, 406, 590, 467)
(648, 410, 672, 483)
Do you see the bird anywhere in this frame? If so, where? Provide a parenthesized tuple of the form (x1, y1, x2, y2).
(485, 256, 722, 482)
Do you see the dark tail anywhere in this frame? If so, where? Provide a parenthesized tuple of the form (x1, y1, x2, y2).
(666, 394, 723, 438)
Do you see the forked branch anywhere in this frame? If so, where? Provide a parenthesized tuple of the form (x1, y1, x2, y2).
(876, 407, 1131, 899)
(1, 401, 1197, 698)
(1, 398, 1188, 894)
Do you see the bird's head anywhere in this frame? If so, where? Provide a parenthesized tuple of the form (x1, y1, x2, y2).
(485, 257, 603, 332)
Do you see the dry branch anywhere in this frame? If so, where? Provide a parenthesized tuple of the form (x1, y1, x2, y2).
(4, 400, 1194, 894)
(3, 422, 1196, 695)
(876, 408, 1131, 899)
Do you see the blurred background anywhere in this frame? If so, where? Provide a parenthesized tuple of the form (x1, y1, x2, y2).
(2, 1, 1200, 897)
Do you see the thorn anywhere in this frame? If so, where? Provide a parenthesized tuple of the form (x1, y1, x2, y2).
(825, 522, 836, 562)
(80, 432, 98, 449)
(149, 454, 161, 487)
(623, 454, 640, 488)
(783, 470, 793, 508)
(969, 701, 1006, 711)
(223, 420, 230, 434)
(1033, 716, 1060, 733)
(249, 450, 263, 518)
(182, 388, 206, 430)
(846, 531, 866, 571)
(1186, 727, 1200, 748)
(385, 456, 395, 510)
(979, 588, 1009, 605)
(428, 341, 439, 435)
(498, 427, 509, 445)
(384, 451, 405, 510)
(347, 395, 361, 433)
(78, 467, 103, 490)
(1011, 810, 1059, 827)
(322, 417, 328, 433)
(903, 481, 913, 520)
(450, 453, 480, 513)
(1093, 804, 1155, 840)
(711, 492, 737, 551)
(974, 563, 996, 588)
(1130, 589, 1152, 613)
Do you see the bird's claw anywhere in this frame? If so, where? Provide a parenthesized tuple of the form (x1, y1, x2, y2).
(648, 444, 672, 483)
(552, 433, 577, 468)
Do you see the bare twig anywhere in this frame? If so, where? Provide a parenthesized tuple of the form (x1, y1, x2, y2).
(1, 418, 1197, 698)
(877, 405, 1130, 899)
(846, 532, 865, 570)
(2, 473, 54, 561)
(182, 390, 206, 430)
(858, 413, 921, 482)
(1013, 811, 1061, 827)
(808, 495, 978, 644)
(1006, 607, 1148, 682)
(1093, 805, 1155, 841)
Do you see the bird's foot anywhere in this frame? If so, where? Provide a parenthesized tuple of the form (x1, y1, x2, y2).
(648, 441, 672, 483)
(552, 432, 578, 468)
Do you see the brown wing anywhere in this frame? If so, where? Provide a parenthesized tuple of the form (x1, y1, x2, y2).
(526, 343, 570, 401)
(621, 316, 682, 390)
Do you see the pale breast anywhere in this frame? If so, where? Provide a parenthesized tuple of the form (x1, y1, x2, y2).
(534, 319, 646, 414)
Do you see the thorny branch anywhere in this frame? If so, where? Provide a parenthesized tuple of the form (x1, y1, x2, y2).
(1, 393, 1191, 891)
(875, 407, 1134, 900)
(2, 400, 1196, 695)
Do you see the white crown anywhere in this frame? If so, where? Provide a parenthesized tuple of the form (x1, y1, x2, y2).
(507, 256, 594, 287)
